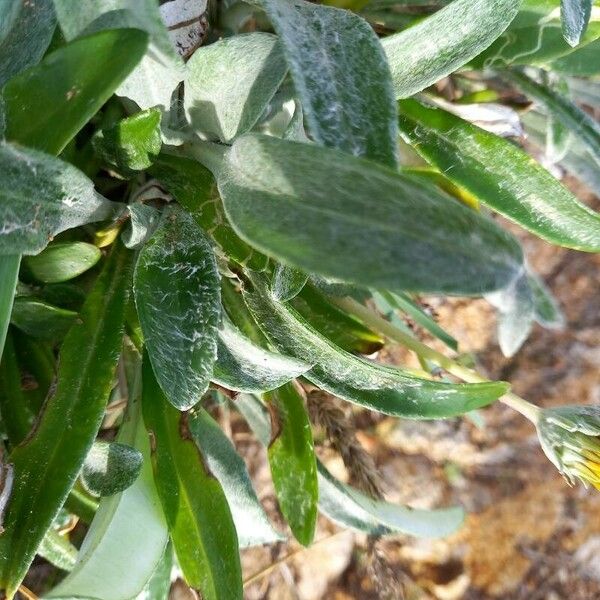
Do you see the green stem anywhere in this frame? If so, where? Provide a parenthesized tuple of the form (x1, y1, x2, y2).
(334, 296, 541, 423)
(0, 255, 20, 363)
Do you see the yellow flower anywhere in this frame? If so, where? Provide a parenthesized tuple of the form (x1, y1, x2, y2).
(536, 406, 600, 490)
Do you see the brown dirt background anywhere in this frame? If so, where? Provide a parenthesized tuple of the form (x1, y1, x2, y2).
(237, 180, 600, 600)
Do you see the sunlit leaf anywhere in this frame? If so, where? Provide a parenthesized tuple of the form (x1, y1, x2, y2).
(397, 99, 600, 252)
(185, 32, 287, 143)
(0, 143, 121, 256)
(381, 0, 520, 98)
(187, 407, 283, 547)
(561, 0, 592, 46)
(219, 134, 524, 296)
(2, 29, 148, 155)
(271, 264, 308, 302)
(260, 0, 398, 166)
(213, 318, 311, 393)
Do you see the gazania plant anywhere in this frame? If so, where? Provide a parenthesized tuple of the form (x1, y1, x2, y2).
(0, 0, 599, 598)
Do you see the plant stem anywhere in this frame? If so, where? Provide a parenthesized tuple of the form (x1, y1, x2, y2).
(334, 296, 541, 423)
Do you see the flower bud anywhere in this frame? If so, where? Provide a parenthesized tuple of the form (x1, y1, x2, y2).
(536, 406, 600, 490)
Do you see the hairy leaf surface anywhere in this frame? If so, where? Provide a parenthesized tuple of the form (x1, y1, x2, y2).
(185, 32, 287, 143)
(134, 208, 221, 410)
(397, 99, 600, 252)
(219, 134, 524, 296)
(243, 275, 509, 419)
(260, 0, 398, 167)
(381, 0, 520, 98)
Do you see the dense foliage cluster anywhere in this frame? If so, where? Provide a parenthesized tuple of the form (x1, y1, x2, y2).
(0, 0, 599, 598)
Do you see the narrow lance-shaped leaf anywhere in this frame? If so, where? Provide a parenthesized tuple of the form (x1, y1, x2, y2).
(397, 99, 600, 252)
(0, 0, 55, 87)
(185, 32, 288, 143)
(2, 28, 148, 155)
(561, 0, 592, 46)
(0, 142, 122, 256)
(48, 379, 169, 600)
(263, 383, 319, 546)
(186, 407, 283, 547)
(236, 394, 465, 538)
(142, 358, 243, 600)
(243, 274, 509, 419)
(0, 242, 132, 599)
(260, 0, 399, 167)
(381, 0, 520, 98)
(528, 272, 565, 329)
(213, 318, 311, 394)
(506, 69, 600, 167)
(219, 134, 524, 296)
(134, 208, 221, 411)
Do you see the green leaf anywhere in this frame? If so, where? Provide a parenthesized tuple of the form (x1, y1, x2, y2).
(486, 273, 535, 357)
(528, 272, 565, 328)
(2, 28, 148, 155)
(134, 208, 221, 411)
(142, 358, 243, 600)
(317, 461, 464, 537)
(381, 0, 520, 98)
(0, 242, 132, 599)
(0, 331, 36, 445)
(93, 108, 162, 174)
(291, 283, 384, 355)
(219, 134, 524, 296)
(22, 242, 101, 283)
(550, 38, 600, 74)
(506, 69, 600, 167)
(148, 153, 269, 271)
(469, 5, 600, 68)
(0, 143, 121, 256)
(243, 274, 509, 419)
(81, 440, 143, 497)
(236, 393, 465, 538)
(561, 0, 592, 45)
(11, 298, 77, 341)
(264, 383, 318, 546)
(187, 407, 283, 547)
(0, 255, 19, 361)
(122, 203, 161, 249)
(385, 292, 458, 352)
(37, 529, 78, 572)
(135, 543, 173, 600)
(397, 99, 600, 252)
(213, 318, 311, 393)
(260, 0, 398, 167)
(53, 0, 184, 110)
(0, 0, 56, 87)
(185, 32, 287, 143)
(271, 264, 308, 302)
(48, 386, 169, 600)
